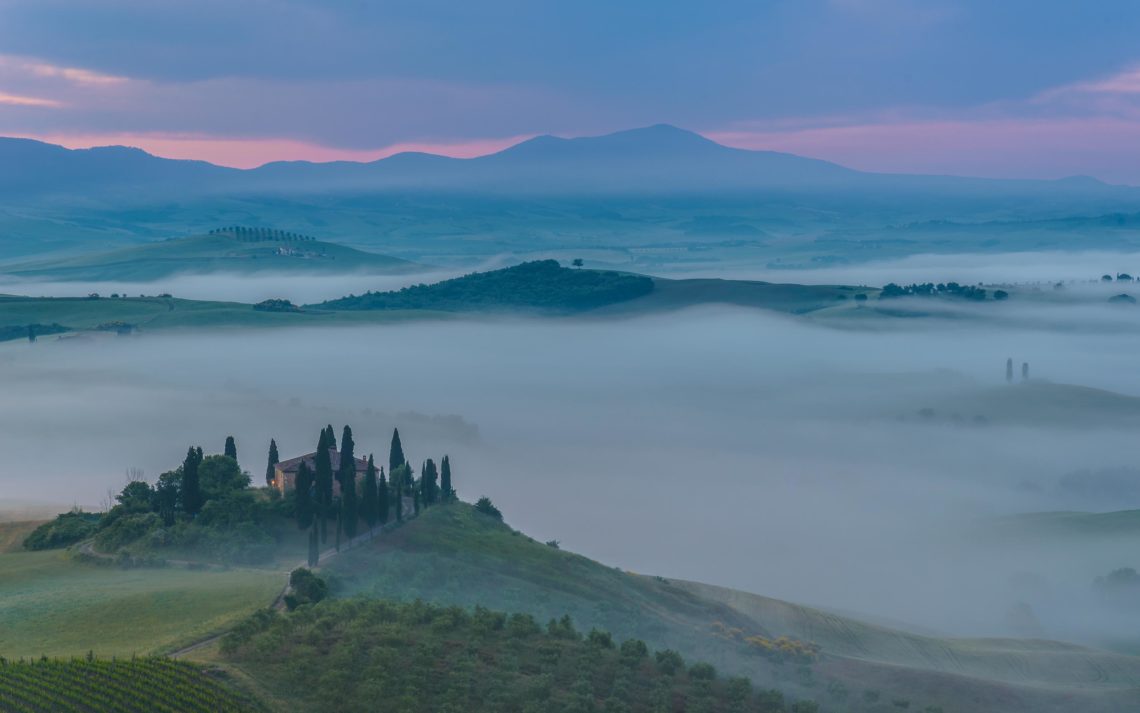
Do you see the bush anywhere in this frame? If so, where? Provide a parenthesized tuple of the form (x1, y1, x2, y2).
(474, 497, 503, 521)
(689, 662, 717, 680)
(286, 568, 328, 610)
(654, 649, 684, 675)
(23, 511, 101, 550)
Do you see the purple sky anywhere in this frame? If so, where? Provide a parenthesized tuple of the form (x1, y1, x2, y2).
(2, 1, 1140, 182)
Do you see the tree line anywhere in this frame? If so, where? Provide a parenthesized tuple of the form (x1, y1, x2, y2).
(266, 425, 456, 566)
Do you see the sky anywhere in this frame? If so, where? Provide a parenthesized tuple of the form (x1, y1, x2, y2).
(1, 1, 1140, 181)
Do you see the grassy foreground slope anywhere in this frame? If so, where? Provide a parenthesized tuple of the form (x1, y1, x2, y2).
(0, 550, 281, 658)
(1, 231, 419, 281)
(323, 504, 1140, 713)
(0, 657, 261, 713)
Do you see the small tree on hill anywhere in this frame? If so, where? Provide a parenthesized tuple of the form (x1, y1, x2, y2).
(1021, 362, 1030, 382)
(224, 436, 237, 462)
(181, 446, 204, 515)
(389, 428, 406, 474)
(440, 455, 453, 501)
(265, 438, 279, 487)
(1005, 357, 1013, 384)
(295, 460, 314, 529)
(361, 454, 379, 532)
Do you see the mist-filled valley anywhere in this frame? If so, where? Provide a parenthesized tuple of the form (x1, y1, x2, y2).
(7, 264, 1140, 658)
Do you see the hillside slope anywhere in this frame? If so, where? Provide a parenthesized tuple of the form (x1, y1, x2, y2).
(321, 503, 1140, 713)
(2, 230, 419, 281)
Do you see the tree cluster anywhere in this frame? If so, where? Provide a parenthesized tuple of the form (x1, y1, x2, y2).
(209, 226, 317, 242)
(880, 281, 991, 300)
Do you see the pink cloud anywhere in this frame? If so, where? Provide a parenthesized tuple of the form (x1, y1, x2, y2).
(11, 132, 534, 169)
(0, 91, 61, 107)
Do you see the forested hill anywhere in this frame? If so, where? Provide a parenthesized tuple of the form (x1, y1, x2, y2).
(314, 260, 655, 313)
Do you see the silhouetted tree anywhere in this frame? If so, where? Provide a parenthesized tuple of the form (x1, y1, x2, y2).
(1021, 362, 1030, 381)
(339, 426, 358, 537)
(378, 467, 389, 524)
(324, 424, 337, 451)
(421, 458, 439, 506)
(224, 436, 237, 462)
(181, 446, 204, 515)
(440, 455, 453, 501)
(295, 460, 314, 529)
(1006, 358, 1013, 384)
(389, 428, 406, 474)
(265, 438, 279, 487)
(361, 454, 379, 531)
(27, 325, 35, 343)
(315, 430, 333, 542)
(393, 466, 404, 522)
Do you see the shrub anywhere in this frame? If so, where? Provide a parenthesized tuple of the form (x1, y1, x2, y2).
(654, 649, 684, 675)
(23, 511, 101, 550)
(689, 662, 717, 680)
(474, 497, 503, 520)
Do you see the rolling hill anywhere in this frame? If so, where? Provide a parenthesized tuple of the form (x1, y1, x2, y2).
(304, 503, 1140, 713)
(0, 229, 420, 281)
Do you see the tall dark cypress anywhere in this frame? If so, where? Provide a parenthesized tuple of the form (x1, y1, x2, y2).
(420, 459, 439, 506)
(389, 428, 406, 474)
(361, 455, 378, 531)
(265, 438, 279, 487)
(181, 446, 204, 515)
(295, 460, 314, 529)
(339, 426, 358, 538)
(378, 467, 390, 524)
(315, 429, 333, 542)
(325, 425, 337, 451)
(224, 436, 237, 462)
(440, 455, 453, 502)
(393, 466, 403, 522)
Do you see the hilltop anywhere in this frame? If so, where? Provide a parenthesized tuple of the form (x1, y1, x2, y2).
(1, 228, 419, 281)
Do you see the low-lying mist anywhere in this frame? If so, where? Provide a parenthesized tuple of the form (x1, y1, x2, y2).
(4, 287, 1140, 650)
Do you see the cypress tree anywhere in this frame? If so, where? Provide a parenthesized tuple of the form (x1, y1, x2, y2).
(361, 455, 378, 532)
(339, 426, 358, 538)
(421, 459, 439, 506)
(393, 466, 403, 522)
(307, 522, 319, 567)
(265, 438, 279, 487)
(413, 487, 420, 516)
(325, 425, 337, 451)
(440, 455, 453, 502)
(295, 460, 314, 529)
(315, 430, 333, 543)
(389, 428, 405, 474)
(224, 436, 237, 462)
(1005, 357, 1013, 384)
(181, 446, 204, 515)
(378, 467, 389, 524)
(335, 498, 342, 552)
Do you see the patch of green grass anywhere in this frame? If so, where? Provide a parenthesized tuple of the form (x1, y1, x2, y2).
(0, 550, 282, 658)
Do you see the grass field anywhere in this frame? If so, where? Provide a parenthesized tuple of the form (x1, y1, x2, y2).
(0, 549, 282, 658)
(0, 521, 44, 554)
